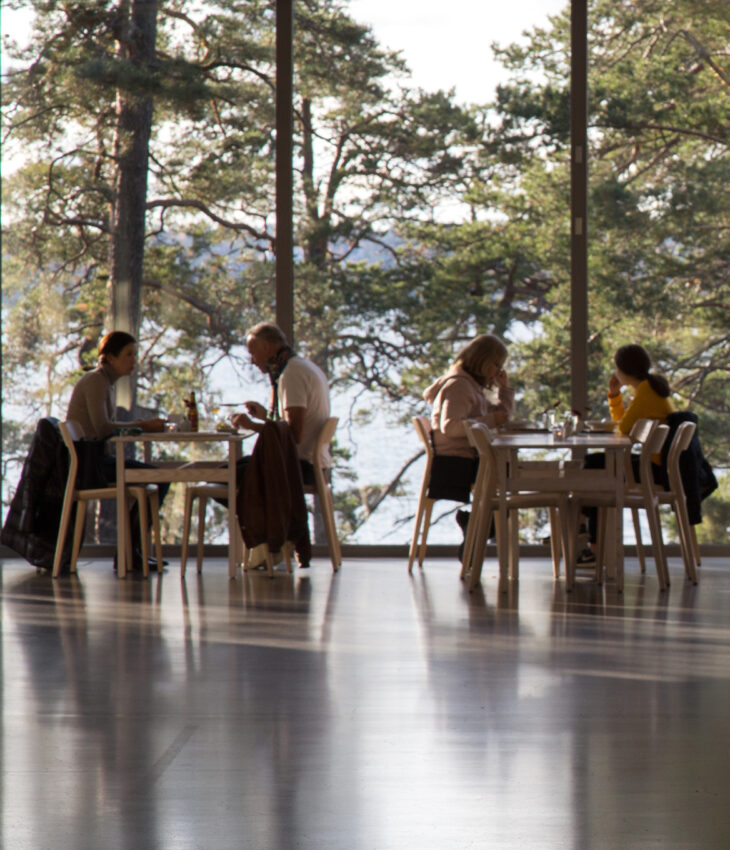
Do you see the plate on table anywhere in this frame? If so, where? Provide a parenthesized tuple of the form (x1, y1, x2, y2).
(215, 423, 239, 434)
(585, 420, 616, 432)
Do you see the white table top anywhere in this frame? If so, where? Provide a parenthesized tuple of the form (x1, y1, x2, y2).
(490, 430, 632, 450)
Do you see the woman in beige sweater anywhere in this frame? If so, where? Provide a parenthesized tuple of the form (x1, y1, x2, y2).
(423, 334, 514, 558)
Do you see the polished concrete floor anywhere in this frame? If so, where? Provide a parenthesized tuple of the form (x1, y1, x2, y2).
(1, 552, 729, 850)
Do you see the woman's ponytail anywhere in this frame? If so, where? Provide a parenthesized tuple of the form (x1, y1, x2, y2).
(646, 373, 671, 398)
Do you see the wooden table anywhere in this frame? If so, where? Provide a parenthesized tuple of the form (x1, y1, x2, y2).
(490, 429, 633, 590)
(111, 430, 252, 579)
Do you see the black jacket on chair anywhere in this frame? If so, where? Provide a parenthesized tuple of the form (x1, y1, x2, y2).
(659, 411, 718, 525)
(1, 417, 73, 571)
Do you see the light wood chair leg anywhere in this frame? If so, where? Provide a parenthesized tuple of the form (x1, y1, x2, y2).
(52, 483, 78, 578)
(70, 501, 87, 574)
(467, 506, 494, 592)
(690, 524, 701, 567)
(147, 487, 163, 573)
(461, 506, 478, 581)
(408, 495, 428, 573)
(180, 488, 194, 577)
(327, 489, 342, 568)
(196, 494, 207, 573)
(645, 503, 669, 591)
(632, 508, 646, 574)
(549, 507, 561, 579)
(318, 489, 341, 571)
(674, 501, 697, 583)
(418, 500, 435, 567)
(329, 489, 343, 567)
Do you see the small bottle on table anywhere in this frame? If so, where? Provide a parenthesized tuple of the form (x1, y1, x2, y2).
(184, 391, 199, 432)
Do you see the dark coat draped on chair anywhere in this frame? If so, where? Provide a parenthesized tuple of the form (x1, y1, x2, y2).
(1, 417, 72, 571)
(236, 420, 311, 565)
(659, 411, 718, 525)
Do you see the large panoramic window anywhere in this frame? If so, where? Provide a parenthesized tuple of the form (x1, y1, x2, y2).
(2, 1, 728, 549)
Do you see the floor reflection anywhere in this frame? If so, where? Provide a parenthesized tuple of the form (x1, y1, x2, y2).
(1, 555, 729, 849)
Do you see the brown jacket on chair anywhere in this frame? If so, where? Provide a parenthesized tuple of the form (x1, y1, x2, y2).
(236, 420, 312, 565)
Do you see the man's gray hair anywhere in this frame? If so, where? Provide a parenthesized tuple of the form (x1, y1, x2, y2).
(246, 322, 289, 347)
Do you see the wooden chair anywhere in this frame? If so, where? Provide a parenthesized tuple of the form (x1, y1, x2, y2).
(52, 421, 162, 578)
(303, 417, 341, 572)
(569, 419, 670, 591)
(634, 421, 698, 584)
(462, 422, 570, 592)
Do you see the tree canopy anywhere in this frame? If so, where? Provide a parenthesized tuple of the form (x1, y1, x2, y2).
(2, 0, 728, 543)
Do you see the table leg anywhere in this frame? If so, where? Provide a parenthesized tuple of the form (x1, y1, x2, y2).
(116, 442, 128, 579)
(227, 440, 239, 580)
(605, 448, 625, 592)
(496, 450, 510, 589)
(614, 449, 625, 592)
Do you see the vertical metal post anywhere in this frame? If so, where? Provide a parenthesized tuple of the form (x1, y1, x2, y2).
(275, 0, 294, 345)
(570, 0, 588, 415)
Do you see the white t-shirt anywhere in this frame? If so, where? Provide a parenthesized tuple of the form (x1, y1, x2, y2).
(278, 356, 331, 467)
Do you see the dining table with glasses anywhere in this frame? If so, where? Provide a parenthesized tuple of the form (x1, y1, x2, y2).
(110, 429, 253, 579)
(489, 425, 634, 591)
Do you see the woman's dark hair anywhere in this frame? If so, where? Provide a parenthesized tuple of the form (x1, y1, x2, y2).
(614, 344, 671, 398)
(98, 331, 136, 361)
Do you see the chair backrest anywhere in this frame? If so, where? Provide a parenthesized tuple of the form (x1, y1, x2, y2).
(314, 416, 338, 469)
(412, 416, 433, 460)
(58, 421, 82, 492)
(628, 417, 656, 445)
(666, 420, 696, 468)
(664, 420, 696, 494)
(636, 422, 669, 500)
(465, 421, 497, 500)
(623, 418, 657, 485)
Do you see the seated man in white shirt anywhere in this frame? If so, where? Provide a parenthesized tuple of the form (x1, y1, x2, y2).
(231, 322, 331, 490)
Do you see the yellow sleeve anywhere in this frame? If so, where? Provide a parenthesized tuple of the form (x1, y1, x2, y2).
(611, 381, 671, 436)
(608, 392, 625, 424)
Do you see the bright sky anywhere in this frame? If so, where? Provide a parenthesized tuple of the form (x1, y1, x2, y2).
(348, 0, 568, 103)
(1, 2, 568, 100)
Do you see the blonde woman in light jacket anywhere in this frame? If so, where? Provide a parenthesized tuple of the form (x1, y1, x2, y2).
(422, 334, 515, 558)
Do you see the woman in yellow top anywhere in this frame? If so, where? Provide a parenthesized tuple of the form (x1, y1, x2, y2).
(578, 344, 675, 565)
(608, 343, 674, 434)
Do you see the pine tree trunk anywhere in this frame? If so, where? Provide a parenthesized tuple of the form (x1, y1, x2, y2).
(109, 0, 158, 413)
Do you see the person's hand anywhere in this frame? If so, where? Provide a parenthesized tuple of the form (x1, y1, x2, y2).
(141, 417, 166, 433)
(244, 400, 267, 420)
(493, 410, 509, 427)
(494, 368, 509, 389)
(231, 412, 256, 431)
(608, 373, 621, 397)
